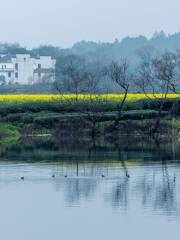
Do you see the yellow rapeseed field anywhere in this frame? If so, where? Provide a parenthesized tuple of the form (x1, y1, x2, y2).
(0, 94, 179, 104)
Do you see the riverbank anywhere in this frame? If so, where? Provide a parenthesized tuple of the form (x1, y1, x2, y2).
(0, 118, 180, 145)
(0, 94, 179, 140)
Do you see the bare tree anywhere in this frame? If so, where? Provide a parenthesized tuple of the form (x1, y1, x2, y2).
(136, 51, 180, 134)
(55, 54, 99, 99)
(107, 59, 132, 125)
(54, 54, 110, 138)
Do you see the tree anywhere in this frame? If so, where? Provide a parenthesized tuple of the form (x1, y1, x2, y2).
(31, 45, 61, 58)
(55, 54, 107, 139)
(107, 59, 132, 125)
(136, 51, 180, 134)
(55, 54, 100, 98)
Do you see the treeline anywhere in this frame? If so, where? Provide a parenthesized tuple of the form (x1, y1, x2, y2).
(0, 49, 180, 136)
(54, 51, 180, 135)
(1, 31, 180, 94)
(2, 31, 180, 62)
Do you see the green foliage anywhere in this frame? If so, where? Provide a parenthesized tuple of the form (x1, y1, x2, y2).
(0, 97, 178, 131)
(0, 124, 20, 136)
(134, 98, 180, 113)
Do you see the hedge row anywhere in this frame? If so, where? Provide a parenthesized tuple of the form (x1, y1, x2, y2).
(3, 110, 168, 127)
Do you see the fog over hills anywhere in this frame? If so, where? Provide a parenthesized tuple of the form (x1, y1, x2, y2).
(1, 31, 180, 64)
(1, 31, 180, 93)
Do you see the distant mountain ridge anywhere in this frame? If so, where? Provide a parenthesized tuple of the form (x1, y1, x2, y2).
(1, 31, 180, 63)
(69, 31, 180, 63)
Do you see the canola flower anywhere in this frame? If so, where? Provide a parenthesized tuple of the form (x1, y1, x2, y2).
(0, 94, 179, 104)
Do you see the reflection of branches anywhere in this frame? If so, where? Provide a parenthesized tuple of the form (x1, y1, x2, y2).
(104, 145, 130, 208)
(87, 137, 97, 160)
(118, 149, 130, 178)
(50, 159, 179, 216)
(115, 143, 130, 178)
(110, 178, 129, 209)
(135, 175, 153, 206)
(63, 179, 97, 205)
(155, 160, 176, 212)
(134, 164, 178, 215)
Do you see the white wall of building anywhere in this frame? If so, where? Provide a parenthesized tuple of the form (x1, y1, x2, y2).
(35, 56, 56, 69)
(0, 54, 56, 84)
(0, 63, 15, 83)
(12, 54, 35, 84)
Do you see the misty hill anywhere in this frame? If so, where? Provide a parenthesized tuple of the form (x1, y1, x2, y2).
(69, 31, 180, 64)
(1, 31, 180, 64)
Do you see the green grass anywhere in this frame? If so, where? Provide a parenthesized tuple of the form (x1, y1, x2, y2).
(0, 97, 179, 136)
(0, 124, 20, 136)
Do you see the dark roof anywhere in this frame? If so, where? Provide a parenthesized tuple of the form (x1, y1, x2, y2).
(34, 68, 54, 73)
(0, 55, 12, 63)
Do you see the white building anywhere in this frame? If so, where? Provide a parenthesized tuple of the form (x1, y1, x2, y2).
(33, 56, 56, 84)
(0, 54, 56, 85)
(0, 63, 15, 84)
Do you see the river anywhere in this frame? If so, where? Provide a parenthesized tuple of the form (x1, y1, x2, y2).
(0, 136, 179, 240)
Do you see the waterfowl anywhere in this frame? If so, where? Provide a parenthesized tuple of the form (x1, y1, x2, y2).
(21, 177, 24, 180)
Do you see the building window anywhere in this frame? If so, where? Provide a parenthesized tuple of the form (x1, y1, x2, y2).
(38, 72, 41, 78)
(38, 64, 41, 69)
(15, 72, 18, 78)
(15, 63, 18, 70)
(8, 72, 11, 78)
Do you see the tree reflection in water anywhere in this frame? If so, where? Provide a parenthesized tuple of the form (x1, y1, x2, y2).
(62, 178, 98, 206)
(47, 157, 180, 218)
(0, 135, 179, 217)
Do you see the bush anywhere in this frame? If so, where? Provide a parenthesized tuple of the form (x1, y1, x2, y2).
(122, 110, 168, 120)
(139, 98, 180, 111)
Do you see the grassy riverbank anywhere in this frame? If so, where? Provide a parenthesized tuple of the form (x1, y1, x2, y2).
(0, 94, 179, 138)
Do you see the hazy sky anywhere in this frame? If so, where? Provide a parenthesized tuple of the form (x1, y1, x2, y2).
(1, 0, 180, 48)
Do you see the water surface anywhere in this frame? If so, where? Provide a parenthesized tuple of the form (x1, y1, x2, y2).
(0, 136, 179, 240)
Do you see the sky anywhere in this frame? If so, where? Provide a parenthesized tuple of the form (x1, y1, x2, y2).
(0, 0, 180, 48)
